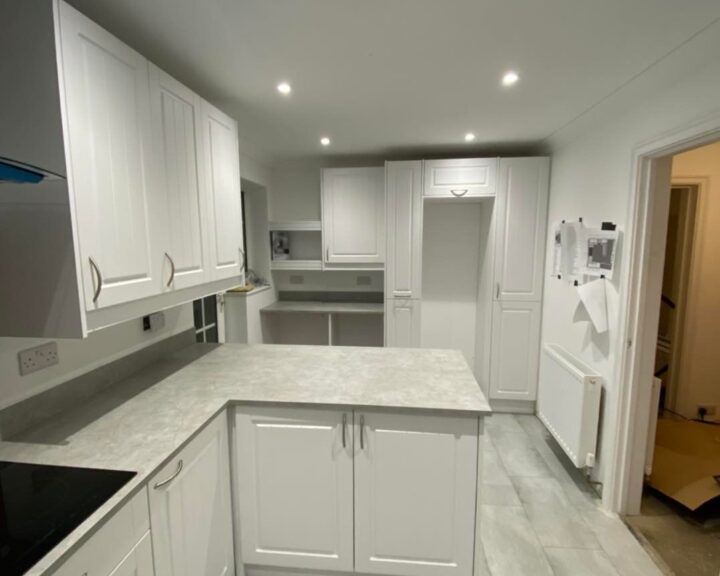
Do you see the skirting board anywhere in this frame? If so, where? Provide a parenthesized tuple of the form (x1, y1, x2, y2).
(489, 399, 535, 414)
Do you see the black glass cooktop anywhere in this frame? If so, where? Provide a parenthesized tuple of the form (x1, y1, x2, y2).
(0, 460, 136, 576)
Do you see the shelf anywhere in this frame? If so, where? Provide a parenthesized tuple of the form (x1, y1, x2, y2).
(271, 260, 323, 271)
(268, 220, 322, 232)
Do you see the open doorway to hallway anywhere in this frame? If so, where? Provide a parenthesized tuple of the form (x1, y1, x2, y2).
(627, 141, 720, 576)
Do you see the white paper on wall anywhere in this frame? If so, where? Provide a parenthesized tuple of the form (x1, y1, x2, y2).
(551, 223, 562, 277)
(577, 278, 608, 333)
(560, 221, 585, 279)
(583, 229, 618, 279)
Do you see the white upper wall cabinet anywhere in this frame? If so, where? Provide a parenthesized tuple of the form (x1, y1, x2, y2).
(149, 64, 208, 291)
(322, 167, 385, 265)
(235, 407, 355, 572)
(200, 101, 245, 282)
(354, 411, 478, 576)
(385, 161, 423, 298)
(59, 1, 161, 310)
(423, 158, 497, 199)
(493, 157, 550, 301)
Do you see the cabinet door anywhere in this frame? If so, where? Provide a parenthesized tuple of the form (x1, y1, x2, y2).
(149, 64, 208, 290)
(385, 298, 421, 348)
(494, 158, 550, 301)
(323, 167, 385, 264)
(235, 407, 354, 572)
(200, 100, 244, 282)
(355, 411, 478, 576)
(148, 412, 235, 576)
(108, 533, 155, 576)
(386, 161, 423, 298)
(59, 1, 161, 309)
(489, 301, 542, 401)
(423, 158, 497, 198)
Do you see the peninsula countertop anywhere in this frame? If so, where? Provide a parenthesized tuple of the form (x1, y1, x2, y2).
(0, 343, 490, 575)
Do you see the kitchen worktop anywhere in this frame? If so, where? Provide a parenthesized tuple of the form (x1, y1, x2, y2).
(261, 301, 384, 315)
(0, 343, 489, 575)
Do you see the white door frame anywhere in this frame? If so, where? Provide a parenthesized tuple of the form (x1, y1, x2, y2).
(607, 113, 720, 514)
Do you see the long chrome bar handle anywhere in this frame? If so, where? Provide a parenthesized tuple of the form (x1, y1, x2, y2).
(154, 459, 183, 490)
(88, 257, 102, 304)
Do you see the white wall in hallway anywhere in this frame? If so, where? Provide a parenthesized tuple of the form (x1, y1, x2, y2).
(670, 142, 720, 419)
(542, 19, 720, 484)
(0, 305, 193, 411)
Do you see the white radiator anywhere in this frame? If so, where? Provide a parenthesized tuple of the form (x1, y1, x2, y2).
(537, 344, 603, 468)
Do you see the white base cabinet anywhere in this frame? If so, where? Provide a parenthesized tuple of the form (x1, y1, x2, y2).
(354, 412, 478, 576)
(148, 411, 235, 576)
(385, 298, 421, 348)
(234, 407, 479, 576)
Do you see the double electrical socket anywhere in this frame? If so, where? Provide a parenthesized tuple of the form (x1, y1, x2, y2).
(18, 342, 59, 376)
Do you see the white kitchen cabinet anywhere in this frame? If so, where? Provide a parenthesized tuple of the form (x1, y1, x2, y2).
(235, 407, 354, 572)
(200, 101, 245, 283)
(149, 64, 208, 291)
(385, 298, 421, 348)
(54, 488, 153, 576)
(423, 158, 497, 199)
(354, 411, 478, 576)
(322, 167, 385, 266)
(148, 411, 235, 576)
(493, 157, 550, 302)
(59, 1, 161, 310)
(489, 300, 542, 401)
(385, 161, 423, 298)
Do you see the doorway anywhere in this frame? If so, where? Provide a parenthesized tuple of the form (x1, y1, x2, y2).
(622, 142, 720, 576)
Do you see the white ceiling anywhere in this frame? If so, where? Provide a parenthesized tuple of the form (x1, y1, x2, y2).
(68, 0, 720, 164)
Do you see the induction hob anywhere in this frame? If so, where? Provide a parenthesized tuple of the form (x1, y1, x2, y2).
(0, 460, 136, 575)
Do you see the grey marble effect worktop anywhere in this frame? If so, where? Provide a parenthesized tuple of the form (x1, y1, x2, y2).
(0, 343, 489, 575)
(261, 300, 384, 314)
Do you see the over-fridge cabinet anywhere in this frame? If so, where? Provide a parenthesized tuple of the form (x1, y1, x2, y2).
(384, 157, 549, 405)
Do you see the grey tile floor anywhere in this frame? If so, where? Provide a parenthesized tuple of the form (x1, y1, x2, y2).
(475, 414, 666, 576)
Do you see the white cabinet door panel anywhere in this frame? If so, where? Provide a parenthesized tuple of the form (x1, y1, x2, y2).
(149, 412, 235, 576)
(201, 101, 244, 282)
(59, 1, 160, 309)
(385, 298, 421, 348)
(385, 161, 423, 298)
(108, 533, 155, 576)
(235, 407, 354, 572)
(354, 412, 478, 576)
(490, 301, 542, 400)
(149, 64, 208, 290)
(323, 167, 385, 264)
(423, 158, 497, 198)
(494, 158, 549, 301)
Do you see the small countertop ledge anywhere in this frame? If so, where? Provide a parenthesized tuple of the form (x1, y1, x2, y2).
(261, 301, 384, 315)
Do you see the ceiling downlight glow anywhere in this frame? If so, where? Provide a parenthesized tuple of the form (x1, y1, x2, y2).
(320, 137, 331, 147)
(501, 71, 520, 87)
(276, 82, 292, 95)
(464, 132, 476, 142)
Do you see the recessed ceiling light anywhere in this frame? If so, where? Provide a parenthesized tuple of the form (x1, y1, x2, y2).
(464, 132, 476, 142)
(501, 71, 520, 87)
(277, 82, 292, 95)
(320, 137, 331, 147)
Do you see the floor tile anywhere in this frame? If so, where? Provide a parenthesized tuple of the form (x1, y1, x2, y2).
(480, 505, 554, 576)
(513, 476, 600, 549)
(481, 439, 513, 486)
(490, 431, 552, 478)
(545, 548, 620, 576)
(480, 484, 521, 506)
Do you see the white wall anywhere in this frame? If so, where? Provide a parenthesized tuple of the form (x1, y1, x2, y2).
(0, 304, 193, 410)
(541, 20, 720, 486)
(671, 142, 720, 419)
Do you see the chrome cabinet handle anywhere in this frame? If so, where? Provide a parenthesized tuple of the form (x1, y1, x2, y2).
(88, 257, 102, 303)
(359, 415, 365, 450)
(450, 189, 468, 197)
(342, 413, 347, 449)
(164, 252, 175, 287)
(392, 290, 412, 298)
(238, 247, 245, 269)
(154, 459, 183, 489)
(326, 247, 330, 261)
(496, 283, 501, 299)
